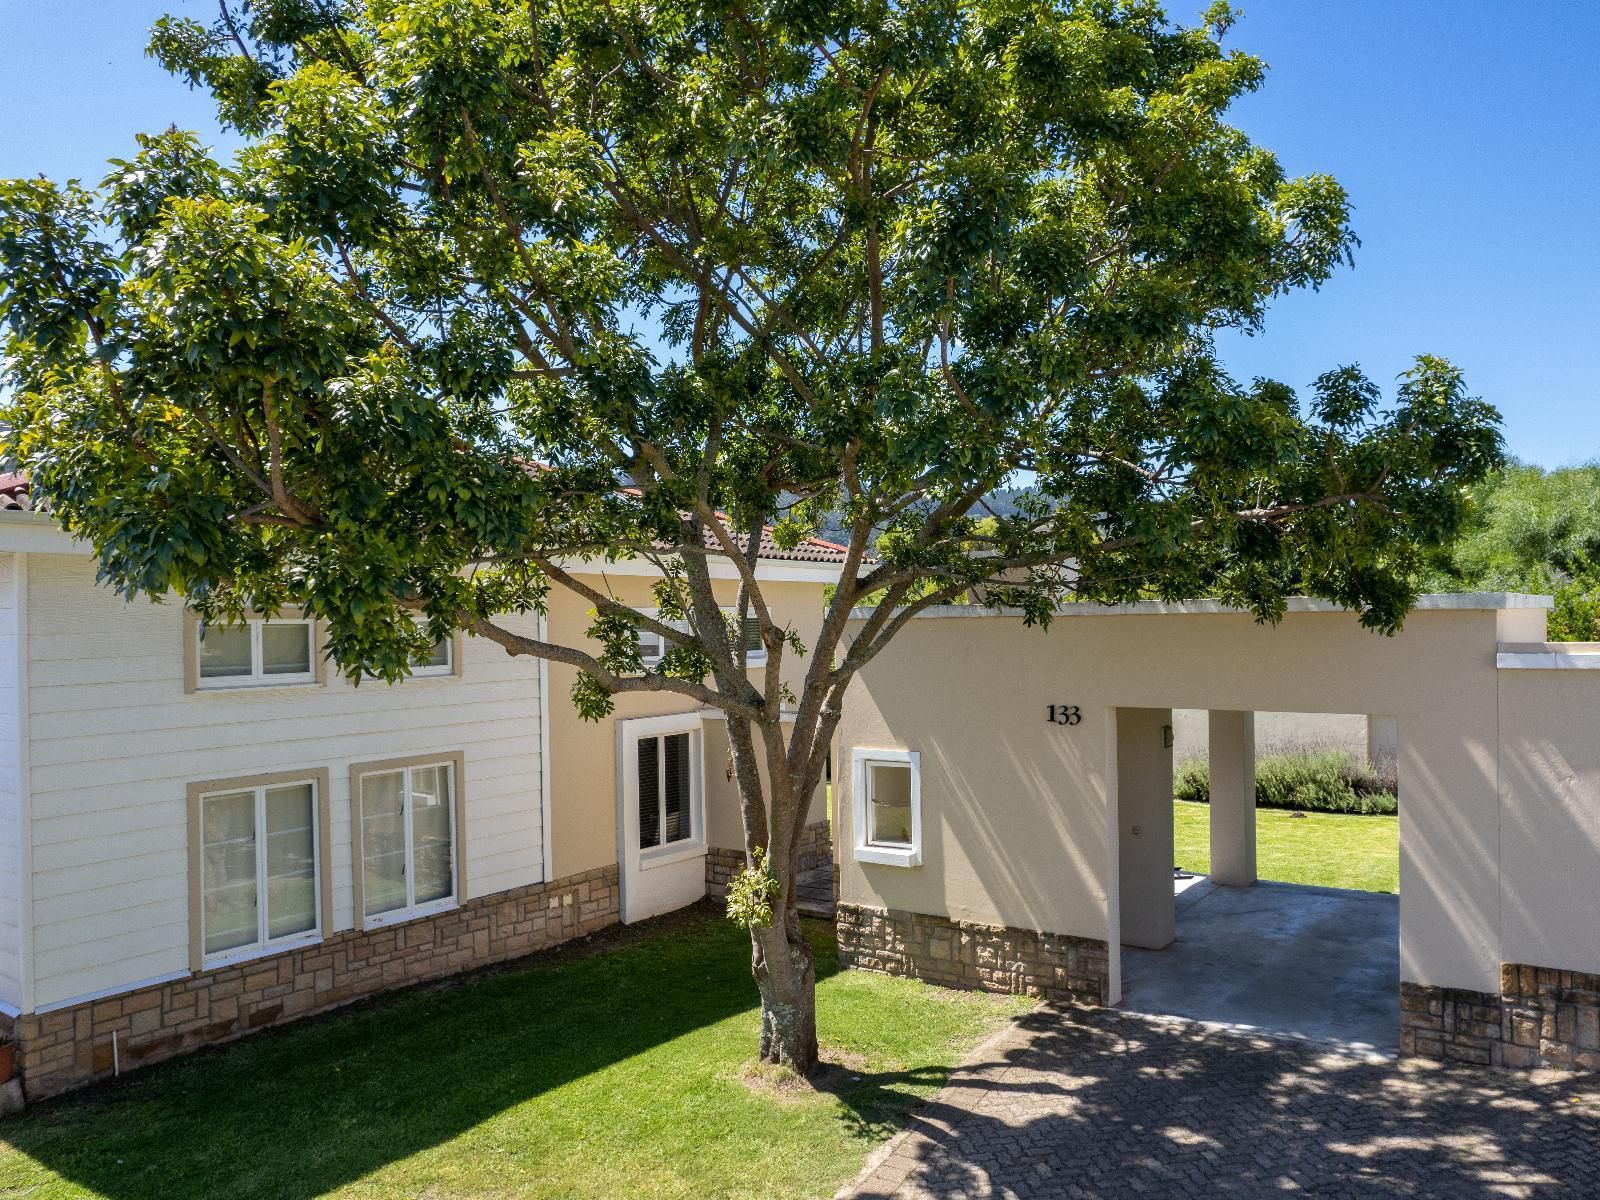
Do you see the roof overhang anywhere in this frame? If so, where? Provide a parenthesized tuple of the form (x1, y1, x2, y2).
(0, 512, 852, 583)
(558, 554, 850, 584)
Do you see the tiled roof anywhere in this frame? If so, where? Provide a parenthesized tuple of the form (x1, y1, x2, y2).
(0, 474, 857, 564)
(711, 526, 855, 564)
(0, 473, 41, 512)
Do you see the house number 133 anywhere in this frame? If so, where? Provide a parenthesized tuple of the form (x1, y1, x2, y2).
(1047, 704, 1082, 727)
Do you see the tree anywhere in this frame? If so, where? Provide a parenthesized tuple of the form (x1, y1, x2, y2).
(1422, 463, 1600, 639)
(0, 0, 1502, 1072)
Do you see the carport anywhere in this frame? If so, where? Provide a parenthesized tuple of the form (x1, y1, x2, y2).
(1121, 879, 1398, 1052)
(834, 593, 1600, 1071)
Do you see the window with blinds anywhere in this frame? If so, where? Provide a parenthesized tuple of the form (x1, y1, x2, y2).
(636, 610, 768, 668)
(638, 731, 696, 850)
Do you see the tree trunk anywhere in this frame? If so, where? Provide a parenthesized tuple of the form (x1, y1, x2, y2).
(751, 917, 818, 1073)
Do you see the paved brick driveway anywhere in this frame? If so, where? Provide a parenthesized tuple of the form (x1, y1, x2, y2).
(842, 1008, 1600, 1199)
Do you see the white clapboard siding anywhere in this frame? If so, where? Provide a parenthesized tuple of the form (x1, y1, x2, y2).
(25, 554, 545, 1010)
(0, 554, 23, 1008)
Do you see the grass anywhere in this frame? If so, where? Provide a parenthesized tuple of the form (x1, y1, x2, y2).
(0, 907, 1030, 1200)
(1173, 800, 1399, 894)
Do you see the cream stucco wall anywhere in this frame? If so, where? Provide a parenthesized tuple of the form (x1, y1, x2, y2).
(545, 573, 830, 881)
(1497, 665, 1600, 976)
(837, 597, 1557, 999)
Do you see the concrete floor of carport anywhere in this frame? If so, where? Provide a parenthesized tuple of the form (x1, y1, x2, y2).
(1118, 876, 1400, 1055)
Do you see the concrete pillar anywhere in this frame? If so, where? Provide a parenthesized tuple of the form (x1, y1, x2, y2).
(1367, 715, 1398, 768)
(1208, 710, 1256, 887)
(1117, 708, 1175, 949)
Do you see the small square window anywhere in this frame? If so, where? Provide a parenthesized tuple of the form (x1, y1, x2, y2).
(408, 635, 456, 677)
(853, 749, 921, 867)
(261, 622, 313, 676)
(199, 625, 253, 680)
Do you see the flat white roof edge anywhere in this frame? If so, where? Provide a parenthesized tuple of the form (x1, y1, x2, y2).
(850, 592, 1554, 622)
(1497, 647, 1600, 670)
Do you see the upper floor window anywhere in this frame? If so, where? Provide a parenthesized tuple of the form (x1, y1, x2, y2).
(408, 634, 457, 678)
(636, 610, 765, 669)
(190, 613, 321, 691)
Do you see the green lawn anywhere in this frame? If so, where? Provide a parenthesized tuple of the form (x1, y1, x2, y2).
(1173, 800, 1399, 893)
(0, 908, 1028, 1200)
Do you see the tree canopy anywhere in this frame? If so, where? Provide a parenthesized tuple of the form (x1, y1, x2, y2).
(0, 0, 1505, 1069)
(1424, 462, 1600, 639)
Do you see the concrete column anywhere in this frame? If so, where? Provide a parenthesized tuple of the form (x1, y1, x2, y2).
(1117, 708, 1175, 949)
(1208, 710, 1256, 887)
(1367, 715, 1398, 767)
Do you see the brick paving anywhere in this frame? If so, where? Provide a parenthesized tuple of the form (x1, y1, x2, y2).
(841, 1007, 1600, 1199)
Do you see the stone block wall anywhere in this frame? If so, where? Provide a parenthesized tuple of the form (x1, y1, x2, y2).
(796, 820, 832, 873)
(1401, 963, 1600, 1070)
(837, 903, 1109, 1005)
(704, 821, 834, 900)
(13, 865, 619, 1101)
(704, 847, 746, 899)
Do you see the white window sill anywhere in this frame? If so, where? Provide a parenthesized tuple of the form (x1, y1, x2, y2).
(201, 929, 324, 971)
(196, 679, 322, 693)
(855, 844, 921, 868)
(362, 897, 459, 930)
(359, 668, 458, 684)
(638, 658, 767, 671)
(639, 840, 707, 870)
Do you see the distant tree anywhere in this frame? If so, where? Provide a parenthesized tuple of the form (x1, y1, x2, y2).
(0, 0, 1502, 1071)
(1424, 463, 1600, 638)
(1426, 463, 1600, 588)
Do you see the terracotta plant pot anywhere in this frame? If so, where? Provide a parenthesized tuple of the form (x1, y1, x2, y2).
(0, 1043, 15, 1085)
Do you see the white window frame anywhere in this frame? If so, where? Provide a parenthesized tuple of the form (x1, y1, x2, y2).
(408, 634, 456, 677)
(852, 748, 922, 867)
(635, 609, 767, 669)
(193, 616, 318, 690)
(622, 714, 706, 869)
(354, 755, 464, 929)
(357, 618, 462, 683)
(192, 772, 327, 970)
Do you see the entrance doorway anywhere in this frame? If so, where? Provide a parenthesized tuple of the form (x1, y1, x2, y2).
(1113, 707, 1401, 1054)
(617, 713, 707, 923)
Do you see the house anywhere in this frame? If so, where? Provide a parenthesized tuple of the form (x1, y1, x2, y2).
(0, 482, 839, 1101)
(834, 595, 1600, 1072)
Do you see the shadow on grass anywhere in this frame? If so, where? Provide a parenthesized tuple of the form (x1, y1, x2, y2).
(3, 903, 947, 1200)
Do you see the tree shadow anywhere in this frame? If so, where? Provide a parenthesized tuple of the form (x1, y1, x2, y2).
(845, 1007, 1600, 1198)
(0, 905, 854, 1199)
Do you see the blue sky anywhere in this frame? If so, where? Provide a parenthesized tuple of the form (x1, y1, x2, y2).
(3, 1, 1596, 468)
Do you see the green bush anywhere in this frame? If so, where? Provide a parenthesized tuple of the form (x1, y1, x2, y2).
(1173, 749, 1397, 815)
